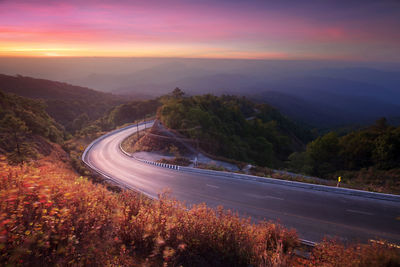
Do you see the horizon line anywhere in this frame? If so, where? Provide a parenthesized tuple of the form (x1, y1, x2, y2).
(0, 55, 396, 64)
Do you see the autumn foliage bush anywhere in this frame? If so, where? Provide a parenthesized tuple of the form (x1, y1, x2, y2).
(0, 155, 117, 265)
(1, 154, 398, 266)
(330, 168, 400, 194)
(0, 154, 299, 266)
(306, 239, 400, 267)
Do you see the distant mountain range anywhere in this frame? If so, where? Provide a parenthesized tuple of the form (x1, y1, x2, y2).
(251, 74, 400, 127)
(73, 63, 400, 128)
(1, 58, 399, 128)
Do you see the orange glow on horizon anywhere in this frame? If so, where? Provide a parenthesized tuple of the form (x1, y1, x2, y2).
(0, 44, 354, 61)
(0, 43, 292, 59)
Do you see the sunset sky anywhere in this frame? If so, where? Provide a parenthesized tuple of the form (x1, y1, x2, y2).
(1, 0, 400, 61)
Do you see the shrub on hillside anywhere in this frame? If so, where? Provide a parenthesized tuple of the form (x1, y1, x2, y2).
(0, 155, 299, 266)
(1, 155, 397, 266)
(308, 239, 400, 267)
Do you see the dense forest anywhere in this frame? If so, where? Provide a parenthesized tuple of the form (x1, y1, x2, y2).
(65, 99, 161, 140)
(158, 89, 312, 168)
(288, 118, 400, 192)
(288, 118, 400, 175)
(0, 91, 65, 164)
(0, 74, 126, 132)
(93, 99, 161, 131)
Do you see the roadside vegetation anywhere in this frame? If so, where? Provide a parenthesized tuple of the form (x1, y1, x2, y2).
(0, 153, 300, 266)
(94, 99, 160, 132)
(288, 118, 400, 194)
(1, 153, 399, 266)
(121, 128, 152, 154)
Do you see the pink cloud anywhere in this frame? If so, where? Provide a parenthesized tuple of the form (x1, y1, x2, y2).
(0, 0, 399, 60)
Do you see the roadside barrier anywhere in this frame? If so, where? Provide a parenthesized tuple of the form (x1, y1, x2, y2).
(120, 140, 400, 202)
(127, 151, 181, 170)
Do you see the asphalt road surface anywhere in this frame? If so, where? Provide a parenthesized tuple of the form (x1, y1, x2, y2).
(85, 123, 400, 244)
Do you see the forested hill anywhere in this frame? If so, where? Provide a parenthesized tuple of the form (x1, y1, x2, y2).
(0, 91, 65, 164)
(158, 89, 312, 168)
(286, 118, 400, 193)
(0, 74, 126, 132)
(290, 118, 400, 171)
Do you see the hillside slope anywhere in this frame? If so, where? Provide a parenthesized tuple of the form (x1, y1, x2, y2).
(158, 91, 312, 168)
(288, 118, 400, 193)
(252, 75, 400, 127)
(0, 154, 300, 266)
(0, 74, 126, 132)
(0, 90, 65, 164)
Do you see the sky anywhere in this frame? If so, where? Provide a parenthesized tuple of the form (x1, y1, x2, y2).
(1, 0, 400, 61)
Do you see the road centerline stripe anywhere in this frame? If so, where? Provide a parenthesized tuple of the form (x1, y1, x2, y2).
(264, 195, 284, 201)
(245, 193, 284, 200)
(346, 209, 374, 216)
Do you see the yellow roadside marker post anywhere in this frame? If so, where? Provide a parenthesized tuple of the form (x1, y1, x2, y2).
(337, 176, 341, 187)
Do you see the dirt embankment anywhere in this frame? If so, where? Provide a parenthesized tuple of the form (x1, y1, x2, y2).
(128, 120, 192, 156)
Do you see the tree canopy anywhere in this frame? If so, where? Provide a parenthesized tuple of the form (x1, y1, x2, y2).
(158, 92, 311, 167)
(289, 118, 400, 177)
(0, 90, 65, 163)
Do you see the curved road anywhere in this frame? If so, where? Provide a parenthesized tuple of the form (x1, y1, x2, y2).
(84, 122, 400, 244)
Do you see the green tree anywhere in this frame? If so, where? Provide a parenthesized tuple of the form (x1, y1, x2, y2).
(306, 132, 341, 176)
(373, 117, 389, 132)
(72, 113, 89, 133)
(339, 131, 374, 170)
(373, 129, 400, 169)
(80, 125, 101, 138)
(287, 152, 313, 174)
(0, 114, 33, 164)
(172, 87, 185, 99)
(7, 142, 37, 165)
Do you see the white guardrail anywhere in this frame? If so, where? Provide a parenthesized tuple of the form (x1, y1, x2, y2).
(123, 125, 400, 203)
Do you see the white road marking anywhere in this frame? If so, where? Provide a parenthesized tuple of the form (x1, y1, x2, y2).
(206, 184, 219, 189)
(264, 195, 284, 201)
(246, 193, 284, 201)
(346, 209, 374, 216)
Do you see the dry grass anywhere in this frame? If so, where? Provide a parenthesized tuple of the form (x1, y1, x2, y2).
(0, 154, 299, 266)
(328, 168, 400, 195)
(303, 239, 400, 267)
(120, 128, 150, 154)
(1, 151, 398, 266)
